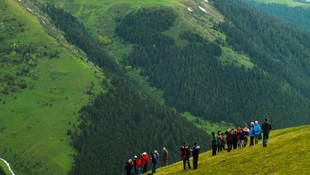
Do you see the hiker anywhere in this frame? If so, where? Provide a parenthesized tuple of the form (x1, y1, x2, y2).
(142, 152, 149, 173)
(162, 147, 168, 166)
(154, 150, 159, 168)
(233, 129, 238, 149)
(125, 159, 133, 175)
(211, 132, 218, 156)
(180, 144, 191, 170)
(133, 155, 142, 175)
(237, 128, 245, 149)
(216, 131, 222, 152)
(150, 151, 158, 173)
(254, 121, 261, 145)
(221, 132, 227, 150)
(262, 118, 272, 147)
(226, 129, 233, 152)
(250, 122, 255, 146)
(192, 143, 200, 170)
(243, 125, 250, 147)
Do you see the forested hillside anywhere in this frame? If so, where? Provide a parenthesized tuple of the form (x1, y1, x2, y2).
(69, 77, 209, 175)
(115, 6, 310, 128)
(42, 4, 211, 175)
(247, 1, 310, 31)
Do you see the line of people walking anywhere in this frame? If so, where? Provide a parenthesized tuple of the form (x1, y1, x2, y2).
(125, 119, 271, 174)
(125, 148, 168, 175)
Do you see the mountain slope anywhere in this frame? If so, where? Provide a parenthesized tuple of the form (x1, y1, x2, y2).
(0, 0, 105, 174)
(156, 125, 310, 174)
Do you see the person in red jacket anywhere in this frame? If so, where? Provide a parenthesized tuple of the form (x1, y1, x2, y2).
(142, 152, 149, 173)
(133, 155, 142, 175)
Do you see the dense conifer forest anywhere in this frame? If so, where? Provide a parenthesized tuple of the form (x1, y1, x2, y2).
(116, 7, 310, 129)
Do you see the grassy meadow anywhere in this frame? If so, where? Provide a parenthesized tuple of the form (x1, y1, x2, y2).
(156, 125, 310, 174)
(0, 0, 104, 174)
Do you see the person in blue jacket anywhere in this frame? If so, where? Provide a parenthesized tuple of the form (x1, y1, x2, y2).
(254, 121, 261, 145)
(249, 122, 255, 146)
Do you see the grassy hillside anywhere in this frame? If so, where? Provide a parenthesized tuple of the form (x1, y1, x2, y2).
(0, 0, 104, 174)
(156, 125, 310, 174)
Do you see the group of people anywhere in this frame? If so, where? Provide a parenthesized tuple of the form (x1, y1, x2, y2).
(210, 119, 272, 156)
(125, 147, 168, 175)
(125, 119, 272, 174)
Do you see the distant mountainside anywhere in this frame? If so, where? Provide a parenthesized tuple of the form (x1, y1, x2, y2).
(1, 0, 310, 174)
(156, 125, 310, 174)
(245, 0, 310, 31)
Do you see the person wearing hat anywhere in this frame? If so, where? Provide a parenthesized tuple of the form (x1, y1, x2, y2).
(150, 151, 158, 173)
(125, 159, 133, 175)
(142, 152, 149, 173)
(133, 155, 141, 175)
(154, 150, 159, 167)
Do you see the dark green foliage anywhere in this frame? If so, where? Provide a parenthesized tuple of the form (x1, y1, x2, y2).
(214, 0, 310, 98)
(69, 77, 209, 175)
(247, 1, 310, 31)
(116, 7, 310, 128)
(0, 165, 7, 175)
(43, 5, 121, 75)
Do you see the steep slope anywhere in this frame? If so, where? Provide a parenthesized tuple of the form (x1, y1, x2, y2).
(156, 125, 310, 174)
(246, 0, 310, 31)
(0, 0, 104, 174)
(44, 0, 310, 130)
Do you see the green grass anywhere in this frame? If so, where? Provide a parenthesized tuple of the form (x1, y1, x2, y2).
(156, 125, 310, 174)
(219, 47, 254, 69)
(0, 0, 104, 174)
(250, 0, 310, 6)
(182, 111, 235, 134)
(0, 161, 11, 175)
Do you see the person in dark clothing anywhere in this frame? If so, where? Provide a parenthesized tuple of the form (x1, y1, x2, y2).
(262, 118, 272, 147)
(150, 152, 158, 174)
(125, 159, 133, 175)
(233, 129, 238, 149)
(211, 132, 218, 156)
(180, 144, 191, 170)
(162, 147, 168, 166)
(250, 122, 255, 146)
(226, 129, 233, 152)
(237, 129, 245, 148)
(192, 143, 200, 170)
